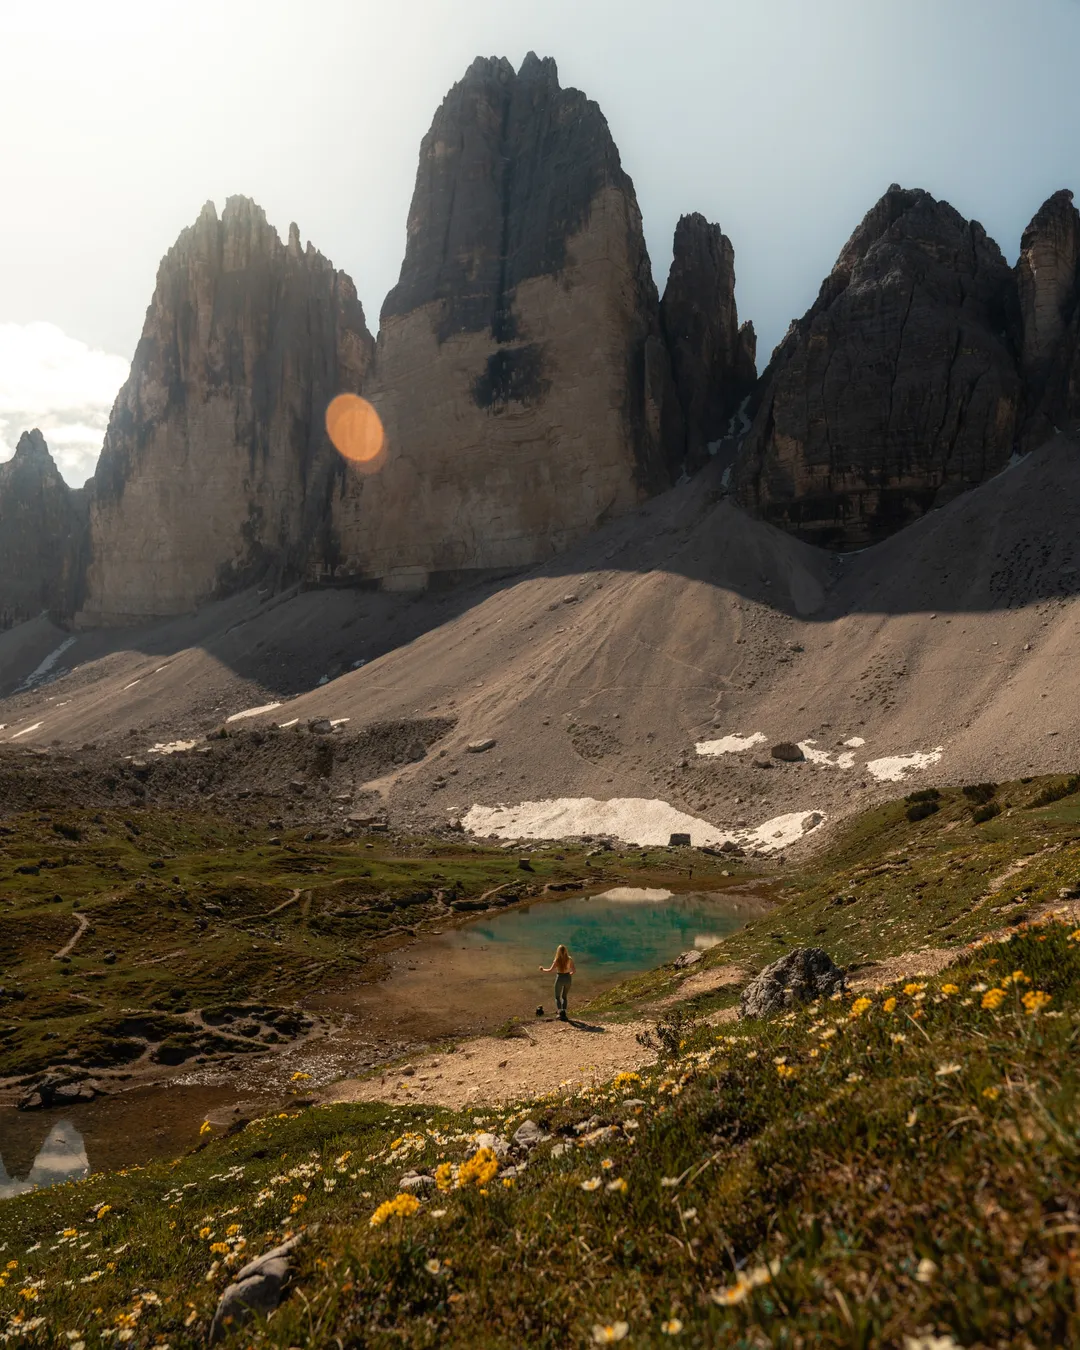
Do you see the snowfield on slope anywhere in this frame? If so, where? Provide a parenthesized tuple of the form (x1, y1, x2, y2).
(462, 798, 825, 852)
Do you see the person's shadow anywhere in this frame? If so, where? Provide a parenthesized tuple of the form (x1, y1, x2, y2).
(564, 1019, 606, 1033)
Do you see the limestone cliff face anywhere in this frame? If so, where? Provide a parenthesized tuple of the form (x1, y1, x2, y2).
(736, 186, 1022, 549)
(79, 198, 374, 624)
(660, 214, 757, 470)
(326, 54, 678, 586)
(1017, 190, 1080, 445)
(0, 431, 86, 629)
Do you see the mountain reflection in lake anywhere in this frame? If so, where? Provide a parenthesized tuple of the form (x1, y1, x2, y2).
(0, 1119, 89, 1199)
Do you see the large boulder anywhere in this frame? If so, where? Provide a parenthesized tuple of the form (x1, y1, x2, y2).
(739, 948, 846, 1019)
(736, 185, 1022, 549)
(660, 213, 757, 471)
(329, 53, 680, 588)
(78, 198, 375, 625)
(0, 431, 87, 629)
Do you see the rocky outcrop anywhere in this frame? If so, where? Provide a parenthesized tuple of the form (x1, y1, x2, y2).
(327, 54, 678, 587)
(0, 431, 86, 628)
(736, 185, 1022, 549)
(78, 197, 375, 625)
(739, 948, 846, 1019)
(1017, 190, 1080, 446)
(660, 213, 757, 470)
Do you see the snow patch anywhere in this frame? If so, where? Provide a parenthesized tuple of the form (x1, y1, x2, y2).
(148, 740, 198, 755)
(843, 737, 866, 748)
(798, 740, 856, 770)
(10, 722, 43, 740)
(865, 748, 944, 782)
(695, 732, 767, 757)
(462, 798, 826, 854)
(226, 702, 282, 724)
(17, 636, 76, 692)
(278, 718, 299, 729)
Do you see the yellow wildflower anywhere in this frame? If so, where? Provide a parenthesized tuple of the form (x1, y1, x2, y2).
(1022, 990, 1052, 1015)
(940, 984, 960, 997)
(904, 983, 926, 996)
(209, 1242, 229, 1255)
(601, 1158, 614, 1170)
(981, 988, 1007, 1010)
(225, 1224, 241, 1237)
(982, 1086, 1001, 1101)
(606, 1177, 628, 1194)
(289, 1194, 308, 1214)
(18, 1288, 39, 1301)
(290, 1071, 312, 1082)
(661, 1318, 684, 1335)
(883, 997, 897, 1013)
(199, 1121, 213, 1136)
(198, 1227, 212, 1240)
(434, 1163, 454, 1192)
(456, 1147, 500, 1189)
(62, 1229, 77, 1238)
(613, 1072, 643, 1089)
(369, 1193, 421, 1228)
(776, 1063, 797, 1080)
(849, 997, 873, 1019)
(1067, 929, 1080, 943)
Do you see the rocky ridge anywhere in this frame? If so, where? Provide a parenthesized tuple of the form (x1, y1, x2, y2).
(78, 197, 375, 625)
(0, 431, 86, 630)
(660, 213, 757, 471)
(327, 53, 682, 587)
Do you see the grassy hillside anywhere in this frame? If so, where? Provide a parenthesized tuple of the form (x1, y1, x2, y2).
(2, 776, 1080, 1346)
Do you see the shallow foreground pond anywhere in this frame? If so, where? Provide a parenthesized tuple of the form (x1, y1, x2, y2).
(0, 884, 768, 1199)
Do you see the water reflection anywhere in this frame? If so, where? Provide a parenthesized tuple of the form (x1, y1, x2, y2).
(0, 1119, 89, 1199)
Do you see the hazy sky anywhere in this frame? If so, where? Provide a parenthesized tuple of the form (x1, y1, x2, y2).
(3, 0, 1079, 485)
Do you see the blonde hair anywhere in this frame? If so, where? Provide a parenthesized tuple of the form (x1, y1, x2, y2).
(553, 944, 571, 971)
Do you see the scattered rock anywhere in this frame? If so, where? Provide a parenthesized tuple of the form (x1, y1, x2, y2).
(673, 950, 703, 970)
(308, 718, 333, 735)
(512, 1119, 547, 1149)
(668, 832, 692, 847)
(467, 739, 497, 753)
(472, 1132, 510, 1158)
(399, 1172, 436, 1190)
(209, 1236, 303, 1343)
(771, 742, 805, 763)
(739, 947, 847, 1020)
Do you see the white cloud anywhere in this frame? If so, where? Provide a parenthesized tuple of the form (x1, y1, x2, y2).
(0, 321, 129, 487)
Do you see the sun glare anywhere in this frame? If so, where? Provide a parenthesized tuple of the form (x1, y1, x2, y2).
(325, 393, 385, 471)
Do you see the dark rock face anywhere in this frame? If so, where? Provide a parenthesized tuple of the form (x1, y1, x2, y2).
(660, 213, 757, 470)
(79, 198, 375, 624)
(739, 948, 846, 1020)
(0, 431, 86, 628)
(330, 54, 679, 584)
(736, 186, 1022, 549)
(1017, 190, 1080, 446)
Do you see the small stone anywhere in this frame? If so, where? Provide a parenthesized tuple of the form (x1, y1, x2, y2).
(513, 1119, 547, 1149)
(467, 738, 496, 753)
(673, 950, 703, 969)
(771, 742, 805, 763)
(209, 1236, 302, 1342)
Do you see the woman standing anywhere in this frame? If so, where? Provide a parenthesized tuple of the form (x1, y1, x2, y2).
(540, 945, 576, 1021)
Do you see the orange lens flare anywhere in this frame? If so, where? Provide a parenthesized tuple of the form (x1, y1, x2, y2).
(326, 394, 385, 470)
